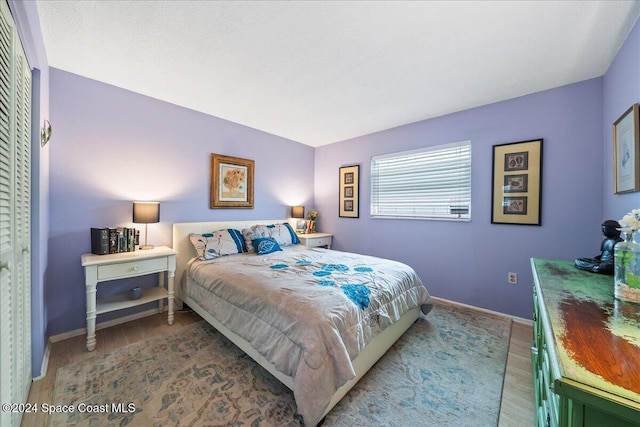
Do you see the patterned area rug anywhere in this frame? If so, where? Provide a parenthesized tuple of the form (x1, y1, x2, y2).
(50, 304, 512, 426)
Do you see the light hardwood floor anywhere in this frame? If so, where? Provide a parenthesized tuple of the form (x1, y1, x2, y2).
(23, 307, 534, 427)
(498, 320, 536, 427)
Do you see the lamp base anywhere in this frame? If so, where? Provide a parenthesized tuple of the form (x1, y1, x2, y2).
(139, 224, 154, 250)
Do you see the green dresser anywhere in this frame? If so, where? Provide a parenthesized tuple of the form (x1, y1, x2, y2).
(531, 258, 640, 426)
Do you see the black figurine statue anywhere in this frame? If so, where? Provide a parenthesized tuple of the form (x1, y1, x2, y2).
(574, 220, 622, 275)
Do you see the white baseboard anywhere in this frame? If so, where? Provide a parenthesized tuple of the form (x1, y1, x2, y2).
(32, 340, 51, 381)
(432, 296, 533, 326)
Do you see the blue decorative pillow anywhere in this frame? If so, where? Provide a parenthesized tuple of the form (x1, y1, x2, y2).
(242, 222, 300, 252)
(279, 222, 301, 245)
(189, 229, 247, 261)
(252, 237, 283, 255)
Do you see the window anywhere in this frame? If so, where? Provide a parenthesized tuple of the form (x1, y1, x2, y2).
(370, 140, 471, 220)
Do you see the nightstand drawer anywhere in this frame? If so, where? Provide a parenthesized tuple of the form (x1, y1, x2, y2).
(306, 236, 331, 247)
(97, 257, 168, 280)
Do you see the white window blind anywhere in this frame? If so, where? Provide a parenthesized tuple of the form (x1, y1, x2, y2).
(370, 140, 471, 220)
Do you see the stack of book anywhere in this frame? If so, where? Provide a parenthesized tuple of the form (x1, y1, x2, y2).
(90, 227, 139, 255)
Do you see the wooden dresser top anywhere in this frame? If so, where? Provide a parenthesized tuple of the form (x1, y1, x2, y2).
(531, 258, 640, 406)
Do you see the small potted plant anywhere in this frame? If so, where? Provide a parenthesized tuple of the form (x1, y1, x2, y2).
(306, 209, 319, 234)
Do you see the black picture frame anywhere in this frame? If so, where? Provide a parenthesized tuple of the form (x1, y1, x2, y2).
(339, 165, 359, 218)
(613, 104, 640, 194)
(491, 139, 543, 225)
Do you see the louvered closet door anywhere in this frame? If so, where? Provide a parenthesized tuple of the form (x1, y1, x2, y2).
(0, 1, 32, 426)
(0, 3, 16, 426)
(13, 34, 31, 406)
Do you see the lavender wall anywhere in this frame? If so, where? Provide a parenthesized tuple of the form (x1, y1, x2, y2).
(315, 78, 604, 319)
(48, 69, 315, 336)
(604, 18, 640, 220)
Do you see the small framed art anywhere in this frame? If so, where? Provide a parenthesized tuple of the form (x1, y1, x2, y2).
(339, 165, 359, 218)
(210, 154, 254, 208)
(613, 103, 640, 194)
(491, 139, 543, 225)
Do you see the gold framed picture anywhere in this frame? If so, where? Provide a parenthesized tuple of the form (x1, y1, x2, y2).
(491, 139, 543, 225)
(339, 165, 359, 218)
(613, 103, 640, 194)
(210, 154, 254, 209)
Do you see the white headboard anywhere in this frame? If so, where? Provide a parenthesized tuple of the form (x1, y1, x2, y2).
(172, 219, 293, 288)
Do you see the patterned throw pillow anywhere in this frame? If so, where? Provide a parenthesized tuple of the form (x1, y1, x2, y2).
(189, 229, 247, 260)
(242, 223, 300, 252)
(252, 237, 283, 255)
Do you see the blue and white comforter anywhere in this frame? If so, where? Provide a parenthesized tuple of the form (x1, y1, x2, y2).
(183, 245, 433, 426)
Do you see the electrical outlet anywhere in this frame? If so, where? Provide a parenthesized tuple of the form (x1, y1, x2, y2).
(508, 272, 518, 285)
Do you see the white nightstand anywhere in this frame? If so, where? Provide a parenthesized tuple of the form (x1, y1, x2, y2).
(298, 232, 333, 249)
(81, 246, 177, 351)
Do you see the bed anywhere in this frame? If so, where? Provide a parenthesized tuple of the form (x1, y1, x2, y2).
(173, 220, 433, 426)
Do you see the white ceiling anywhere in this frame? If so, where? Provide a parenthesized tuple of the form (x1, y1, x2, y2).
(36, 1, 640, 147)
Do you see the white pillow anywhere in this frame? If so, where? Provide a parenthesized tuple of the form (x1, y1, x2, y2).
(189, 229, 247, 260)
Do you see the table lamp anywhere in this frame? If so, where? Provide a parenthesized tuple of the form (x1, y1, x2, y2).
(133, 201, 160, 250)
(291, 206, 304, 219)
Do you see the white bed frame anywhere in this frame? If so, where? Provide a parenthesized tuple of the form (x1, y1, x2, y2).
(172, 220, 420, 423)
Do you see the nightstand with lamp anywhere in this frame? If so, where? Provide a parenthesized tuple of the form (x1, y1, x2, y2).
(291, 205, 333, 248)
(81, 201, 176, 351)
